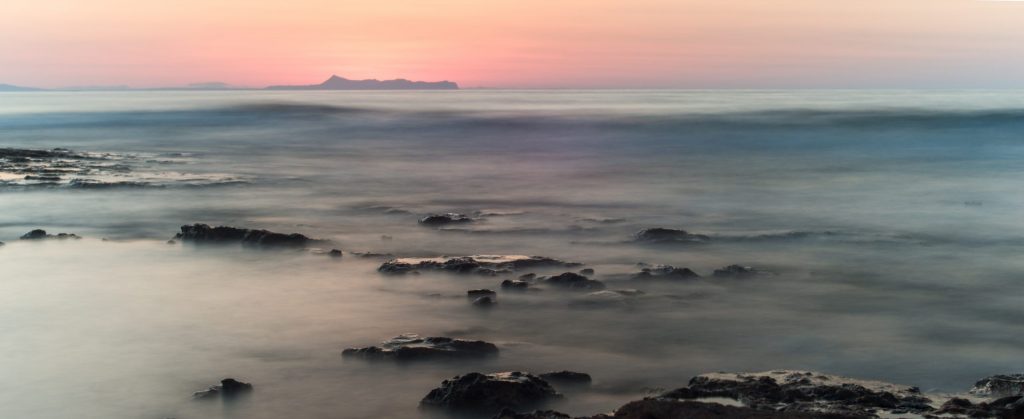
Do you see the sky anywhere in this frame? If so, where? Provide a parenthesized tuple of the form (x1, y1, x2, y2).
(2, 0, 1024, 88)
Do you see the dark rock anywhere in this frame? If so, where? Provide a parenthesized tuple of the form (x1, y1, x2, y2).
(608, 399, 859, 419)
(473, 296, 497, 307)
(541, 272, 605, 291)
(493, 408, 572, 419)
(971, 374, 1024, 398)
(175, 224, 313, 248)
(519, 273, 537, 281)
(579, 268, 595, 275)
(19, 229, 81, 240)
(328, 249, 343, 258)
(379, 255, 579, 276)
(420, 371, 561, 413)
(632, 265, 700, 280)
(419, 213, 473, 226)
(633, 228, 710, 244)
(468, 289, 498, 298)
(342, 333, 498, 361)
(166, 240, 176, 245)
(501, 279, 532, 291)
(539, 371, 592, 386)
(192, 378, 253, 400)
(712, 265, 769, 278)
(661, 371, 932, 417)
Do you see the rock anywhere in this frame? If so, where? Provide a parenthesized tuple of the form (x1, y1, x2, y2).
(579, 268, 595, 275)
(328, 249, 343, 258)
(166, 240, 176, 245)
(541, 272, 605, 291)
(378, 255, 579, 275)
(633, 228, 710, 244)
(468, 289, 498, 298)
(971, 374, 1024, 398)
(712, 265, 769, 278)
(935, 395, 1024, 418)
(572, 290, 644, 307)
(493, 408, 572, 419)
(632, 265, 700, 280)
(608, 399, 857, 419)
(420, 371, 561, 414)
(519, 273, 537, 281)
(342, 333, 498, 361)
(501, 279, 532, 291)
(175, 224, 314, 248)
(419, 213, 473, 226)
(19, 229, 81, 240)
(539, 371, 592, 386)
(380, 235, 393, 240)
(659, 370, 932, 417)
(192, 378, 253, 400)
(473, 296, 497, 307)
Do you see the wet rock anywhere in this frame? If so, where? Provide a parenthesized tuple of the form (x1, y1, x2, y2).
(420, 371, 561, 414)
(493, 408, 572, 419)
(192, 378, 253, 400)
(19, 229, 81, 240)
(971, 374, 1024, 398)
(175, 224, 314, 248)
(419, 213, 473, 226)
(501, 279, 532, 291)
(712, 265, 770, 278)
(468, 289, 498, 298)
(519, 273, 537, 281)
(660, 370, 932, 417)
(632, 265, 700, 280)
(608, 399, 856, 419)
(378, 255, 579, 275)
(473, 296, 497, 307)
(579, 268, 595, 275)
(539, 371, 592, 386)
(633, 228, 710, 244)
(541, 272, 605, 291)
(328, 249, 343, 258)
(572, 290, 644, 307)
(342, 333, 498, 361)
(935, 395, 1024, 418)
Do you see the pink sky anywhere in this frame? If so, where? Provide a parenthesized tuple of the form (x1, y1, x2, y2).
(2, 0, 1024, 88)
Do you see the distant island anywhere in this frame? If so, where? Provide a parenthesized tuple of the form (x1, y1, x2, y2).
(0, 83, 41, 92)
(267, 75, 458, 90)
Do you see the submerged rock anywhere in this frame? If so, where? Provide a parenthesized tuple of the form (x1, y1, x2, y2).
(493, 408, 572, 419)
(192, 378, 253, 400)
(539, 371, 592, 386)
(378, 255, 579, 275)
(468, 289, 498, 298)
(572, 289, 643, 307)
(342, 333, 498, 361)
(712, 264, 770, 278)
(19, 229, 81, 240)
(419, 213, 473, 226)
(473, 296, 497, 307)
(632, 265, 700, 280)
(971, 374, 1024, 398)
(175, 224, 314, 248)
(541, 272, 605, 291)
(421, 371, 561, 413)
(579, 268, 595, 275)
(501, 279, 533, 291)
(633, 228, 710, 244)
(327, 249, 343, 258)
(660, 370, 932, 417)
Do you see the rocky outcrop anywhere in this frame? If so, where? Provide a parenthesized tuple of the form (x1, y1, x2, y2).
(541, 272, 605, 291)
(473, 296, 497, 307)
(174, 224, 314, 248)
(419, 213, 473, 226)
(607, 399, 858, 418)
(934, 395, 1024, 418)
(712, 265, 770, 278)
(660, 371, 932, 417)
(19, 229, 81, 240)
(192, 378, 253, 400)
(633, 228, 710, 244)
(342, 333, 498, 361)
(501, 279, 533, 291)
(378, 255, 579, 275)
(632, 265, 700, 280)
(421, 372, 561, 414)
(971, 374, 1024, 398)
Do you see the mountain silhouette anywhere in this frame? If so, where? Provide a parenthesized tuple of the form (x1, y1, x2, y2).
(267, 75, 458, 90)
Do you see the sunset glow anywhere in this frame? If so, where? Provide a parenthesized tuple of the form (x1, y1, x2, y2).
(3, 0, 1024, 88)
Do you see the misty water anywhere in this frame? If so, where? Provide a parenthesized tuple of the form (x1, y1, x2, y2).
(2, 90, 1024, 418)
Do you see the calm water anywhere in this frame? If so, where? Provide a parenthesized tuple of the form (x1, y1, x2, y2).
(2, 90, 1024, 418)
